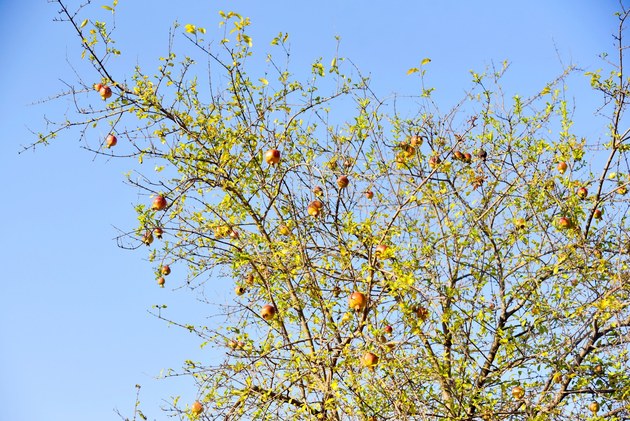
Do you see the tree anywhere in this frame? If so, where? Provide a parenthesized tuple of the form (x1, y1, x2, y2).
(35, 1, 630, 420)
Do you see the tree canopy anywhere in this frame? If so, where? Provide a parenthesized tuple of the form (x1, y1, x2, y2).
(37, 2, 630, 420)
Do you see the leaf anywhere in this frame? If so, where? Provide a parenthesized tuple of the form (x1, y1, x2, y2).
(421, 57, 431, 65)
(407, 67, 419, 75)
(101, 5, 113, 11)
(541, 86, 551, 95)
(185, 24, 196, 34)
(80, 19, 88, 28)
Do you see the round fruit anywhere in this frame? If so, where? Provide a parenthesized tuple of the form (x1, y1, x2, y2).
(94, 83, 103, 91)
(161, 265, 171, 276)
(153, 227, 164, 239)
(313, 186, 323, 196)
(348, 291, 367, 312)
(307, 200, 324, 217)
(99, 85, 112, 99)
(593, 209, 603, 219)
(588, 401, 599, 413)
(264, 149, 281, 165)
(191, 400, 204, 416)
(361, 352, 379, 369)
(577, 187, 588, 199)
(403, 145, 415, 158)
(557, 217, 573, 230)
(409, 134, 423, 147)
(261, 304, 277, 320)
(142, 231, 154, 246)
(384, 325, 393, 334)
(512, 385, 525, 400)
(152, 195, 167, 211)
(557, 161, 568, 174)
(157, 277, 165, 287)
(365, 190, 374, 199)
(235, 285, 246, 296)
(105, 134, 117, 148)
(337, 175, 349, 189)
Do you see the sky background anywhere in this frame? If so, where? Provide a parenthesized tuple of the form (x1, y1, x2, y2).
(0, 1, 623, 420)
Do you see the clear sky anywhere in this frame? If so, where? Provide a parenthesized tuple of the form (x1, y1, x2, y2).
(0, 1, 622, 420)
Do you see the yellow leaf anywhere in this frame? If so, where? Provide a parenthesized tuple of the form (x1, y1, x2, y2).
(80, 19, 88, 28)
(185, 24, 196, 34)
(421, 57, 431, 65)
(407, 67, 419, 75)
(101, 5, 113, 11)
(541, 86, 551, 95)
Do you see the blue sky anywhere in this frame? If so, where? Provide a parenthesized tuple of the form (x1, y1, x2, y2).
(0, 1, 622, 420)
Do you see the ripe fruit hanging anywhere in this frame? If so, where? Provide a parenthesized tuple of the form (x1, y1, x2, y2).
(307, 200, 323, 217)
(157, 277, 165, 287)
(105, 134, 117, 148)
(577, 187, 588, 199)
(234, 285, 246, 296)
(313, 186, 323, 196)
(94, 83, 103, 91)
(261, 304, 277, 320)
(361, 351, 379, 370)
(409, 134, 423, 147)
(161, 265, 171, 276)
(153, 227, 164, 239)
(337, 175, 349, 189)
(402, 144, 415, 158)
(557, 217, 573, 230)
(142, 231, 154, 246)
(512, 385, 525, 400)
(99, 85, 112, 99)
(593, 209, 603, 219)
(348, 291, 367, 312)
(191, 401, 204, 416)
(384, 325, 393, 334)
(152, 195, 167, 211)
(588, 401, 599, 413)
(365, 190, 374, 199)
(264, 149, 281, 165)
(557, 161, 568, 174)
